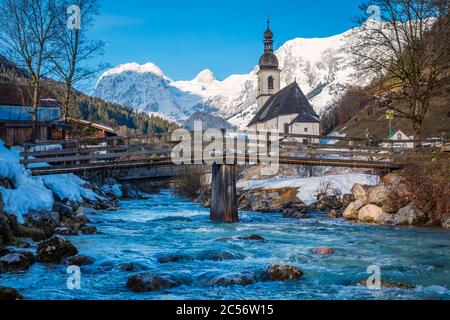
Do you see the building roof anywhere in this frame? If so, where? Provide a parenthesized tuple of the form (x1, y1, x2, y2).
(248, 81, 320, 127)
(259, 19, 279, 70)
(0, 83, 60, 108)
(66, 117, 117, 135)
(259, 52, 279, 70)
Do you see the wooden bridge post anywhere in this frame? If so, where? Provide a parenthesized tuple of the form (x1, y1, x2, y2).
(210, 162, 238, 223)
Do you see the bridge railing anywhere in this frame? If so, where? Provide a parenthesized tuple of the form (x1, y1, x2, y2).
(19, 131, 444, 173)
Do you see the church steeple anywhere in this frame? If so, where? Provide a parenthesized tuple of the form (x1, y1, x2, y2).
(264, 17, 274, 52)
(256, 17, 281, 109)
(259, 17, 279, 70)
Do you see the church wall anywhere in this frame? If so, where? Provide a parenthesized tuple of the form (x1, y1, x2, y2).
(292, 122, 320, 143)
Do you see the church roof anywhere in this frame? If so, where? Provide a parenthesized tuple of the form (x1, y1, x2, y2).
(259, 52, 279, 69)
(248, 81, 320, 127)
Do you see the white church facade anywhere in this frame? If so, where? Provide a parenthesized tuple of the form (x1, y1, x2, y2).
(248, 20, 320, 140)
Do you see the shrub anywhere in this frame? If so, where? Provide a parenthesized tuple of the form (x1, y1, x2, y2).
(400, 156, 450, 224)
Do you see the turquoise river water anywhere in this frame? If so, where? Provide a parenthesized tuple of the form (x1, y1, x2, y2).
(1, 191, 449, 300)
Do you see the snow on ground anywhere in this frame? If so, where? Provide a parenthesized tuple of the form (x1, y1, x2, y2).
(237, 174, 380, 205)
(0, 141, 54, 222)
(42, 174, 103, 202)
(0, 140, 102, 222)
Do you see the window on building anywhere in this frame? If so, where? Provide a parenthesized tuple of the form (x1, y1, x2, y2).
(397, 133, 402, 140)
(302, 139, 308, 144)
(304, 127, 308, 133)
(268, 76, 274, 90)
(284, 123, 289, 134)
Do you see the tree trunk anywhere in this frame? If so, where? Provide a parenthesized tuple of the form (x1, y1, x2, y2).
(413, 119, 423, 149)
(63, 85, 72, 120)
(31, 83, 39, 142)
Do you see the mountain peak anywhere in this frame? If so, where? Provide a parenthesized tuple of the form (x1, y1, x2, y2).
(100, 62, 168, 80)
(193, 69, 215, 83)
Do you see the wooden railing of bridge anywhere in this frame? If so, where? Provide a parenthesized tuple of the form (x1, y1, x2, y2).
(20, 132, 446, 176)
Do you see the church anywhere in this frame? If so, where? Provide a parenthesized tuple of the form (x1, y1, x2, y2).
(247, 20, 320, 140)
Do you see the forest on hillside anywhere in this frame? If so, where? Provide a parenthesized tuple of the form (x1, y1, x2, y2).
(0, 54, 178, 136)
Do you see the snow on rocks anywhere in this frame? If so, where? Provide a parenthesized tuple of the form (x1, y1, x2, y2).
(0, 141, 54, 223)
(237, 174, 380, 206)
(0, 140, 113, 225)
(42, 174, 104, 203)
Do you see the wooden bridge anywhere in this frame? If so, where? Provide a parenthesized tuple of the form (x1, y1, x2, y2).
(20, 131, 446, 223)
(21, 131, 429, 176)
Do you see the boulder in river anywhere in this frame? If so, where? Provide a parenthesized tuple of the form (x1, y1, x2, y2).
(358, 279, 415, 290)
(238, 235, 265, 241)
(80, 226, 98, 235)
(343, 199, 367, 220)
(199, 271, 257, 287)
(265, 264, 303, 281)
(394, 203, 427, 226)
(326, 209, 342, 218)
(0, 253, 33, 273)
(196, 250, 243, 261)
(157, 254, 193, 264)
(118, 262, 149, 272)
(36, 235, 78, 263)
(312, 247, 334, 255)
(0, 286, 24, 300)
(126, 272, 191, 292)
(358, 205, 393, 224)
(282, 208, 306, 219)
(66, 255, 95, 266)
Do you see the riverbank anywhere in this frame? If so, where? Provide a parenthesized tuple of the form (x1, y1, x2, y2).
(191, 163, 449, 229)
(1, 192, 449, 300)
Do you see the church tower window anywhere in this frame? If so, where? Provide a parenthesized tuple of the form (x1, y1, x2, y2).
(268, 76, 274, 90)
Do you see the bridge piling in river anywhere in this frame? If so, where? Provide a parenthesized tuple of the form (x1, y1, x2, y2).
(210, 163, 238, 223)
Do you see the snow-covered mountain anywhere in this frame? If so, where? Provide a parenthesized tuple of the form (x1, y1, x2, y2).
(95, 27, 375, 129)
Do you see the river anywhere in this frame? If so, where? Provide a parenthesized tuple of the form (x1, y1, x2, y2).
(1, 190, 449, 300)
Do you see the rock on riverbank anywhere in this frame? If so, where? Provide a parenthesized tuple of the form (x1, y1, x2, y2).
(343, 172, 444, 227)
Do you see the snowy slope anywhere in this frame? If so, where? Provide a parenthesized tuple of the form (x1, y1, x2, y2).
(95, 27, 375, 128)
(0, 141, 102, 222)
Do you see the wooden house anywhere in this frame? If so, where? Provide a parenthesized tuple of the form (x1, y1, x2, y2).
(0, 84, 63, 146)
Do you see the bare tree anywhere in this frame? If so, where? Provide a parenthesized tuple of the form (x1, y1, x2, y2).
(350, 0, 450, 143)
(0, 0, 60, 140)
(50, 0, 105, 120)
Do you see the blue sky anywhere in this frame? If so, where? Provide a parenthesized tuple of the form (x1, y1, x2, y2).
(90, 0, 364, 82)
